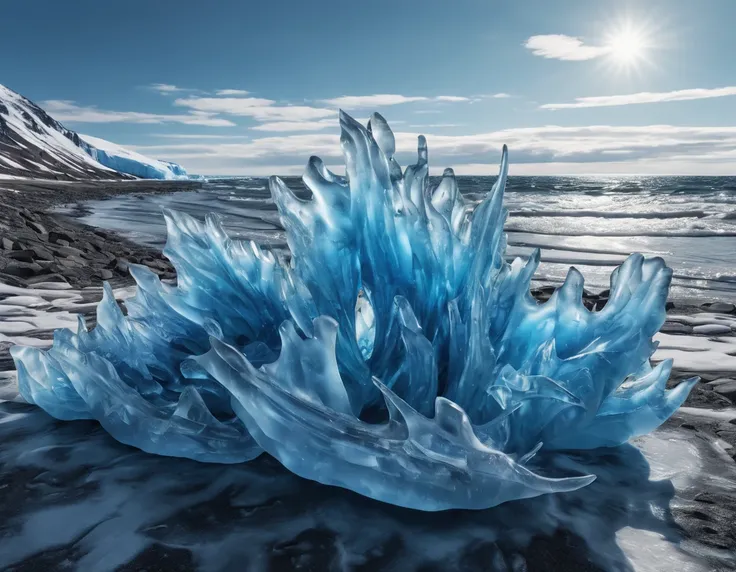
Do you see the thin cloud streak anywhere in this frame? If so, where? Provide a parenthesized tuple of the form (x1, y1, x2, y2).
(542, 86, 736, 109)
(174, 96, 336, 121)
(320, 94, 475, 108)
(42, 100, 236, 127)
(216, 89, 250, 96)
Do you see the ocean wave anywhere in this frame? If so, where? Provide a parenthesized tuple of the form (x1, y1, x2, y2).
(509, 210, 709, 219)
(506, 228, 736, 238)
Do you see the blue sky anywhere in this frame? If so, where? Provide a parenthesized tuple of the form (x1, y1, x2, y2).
(3, 0, 736, 175)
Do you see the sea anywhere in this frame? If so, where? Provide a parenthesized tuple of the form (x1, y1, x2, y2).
(57, 175, 736, 302)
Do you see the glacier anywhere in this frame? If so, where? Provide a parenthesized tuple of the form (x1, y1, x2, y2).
(10, 111, 697, 511)
(82, 134, 189, 180)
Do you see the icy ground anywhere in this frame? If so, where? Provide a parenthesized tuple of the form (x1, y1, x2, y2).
(1, 280, 735, 571)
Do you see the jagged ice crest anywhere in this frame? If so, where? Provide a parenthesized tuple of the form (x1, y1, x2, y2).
(10, 111, 697, 511)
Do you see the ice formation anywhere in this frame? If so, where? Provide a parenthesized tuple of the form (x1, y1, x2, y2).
(10, 112, 697, 511)
(82, 135, 189, 180)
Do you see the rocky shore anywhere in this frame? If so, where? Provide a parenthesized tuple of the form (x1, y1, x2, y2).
(0, 179, 735, 571)
(0, 179, 195, 289)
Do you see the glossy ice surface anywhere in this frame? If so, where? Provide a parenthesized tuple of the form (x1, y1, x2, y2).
(10, 112, 696, 510)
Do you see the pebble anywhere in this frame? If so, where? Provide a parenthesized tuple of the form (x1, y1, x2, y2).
(701, 302, 736, 314)
(714, 381, 736, 401)
(661, 322, 693, 335)
(693, 324, 733, 335)
(7, 250, 36, 263)
(25, 220, 48, 235)
(48, 231, 75, 244)
(3, 261, 43, 278)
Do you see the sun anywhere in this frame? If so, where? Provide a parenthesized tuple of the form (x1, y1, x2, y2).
(604, 23, 649, 68)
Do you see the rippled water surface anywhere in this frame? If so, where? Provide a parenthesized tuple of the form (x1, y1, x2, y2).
(57, 175, 736, 301)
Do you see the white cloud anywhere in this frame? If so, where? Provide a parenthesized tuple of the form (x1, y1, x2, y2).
(541, 86, 736, 110)
(251, 119, 337, 132)
(320, 94, 476, 108)
(524, 34, 610, 61)
(321, 94, 429, 108)
(492, 93, 511, 98)
(42, 100, 236, 127)
(149, 134, 251, 139)
(149, 83, 189, 94)
(409, 124, 463, 128)
(435, 96, 470, 102)
(131, 124, 736, 175)
(174, 96, 336, 122)
(216, 89, 251, 96)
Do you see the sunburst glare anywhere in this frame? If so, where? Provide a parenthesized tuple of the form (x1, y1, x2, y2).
(604, 21, 652, 71)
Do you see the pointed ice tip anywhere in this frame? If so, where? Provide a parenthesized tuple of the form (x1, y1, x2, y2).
(338, 109, 360, 127)
(102, 280, 115, 299)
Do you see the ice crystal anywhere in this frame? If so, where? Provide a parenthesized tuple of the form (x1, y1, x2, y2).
(10, 112, 696, 511)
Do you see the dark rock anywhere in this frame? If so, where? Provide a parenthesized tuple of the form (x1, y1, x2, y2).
(665, 301, 675, 311)
(7, 249, 36, 263)
(0, 272, 27, 287)
(19, 208, 36, 221)
(706, 378, 734, 388)
(679, 383, 733, 409)
(714, 381, 736, 402)
(1, 237, 15, 250)
(98, 268, 113, 280)
(594, 297, 608, 311)
(35, 260, 55, 271)
(660, 322, 693, 335)
(3, 261, 42, 278)
(48, 231, 74, 244)
(25, 220, 48, 235)
(52, 245, 86, 258)
(702, 302, 736, 314)
(25, 273, 70, 286)
(56, 257, 85, 269)
(55, 239, 70, 247)
(31, 246, 55, 261)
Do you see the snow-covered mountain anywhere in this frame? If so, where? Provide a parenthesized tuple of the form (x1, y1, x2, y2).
(0, 84, 188, 181)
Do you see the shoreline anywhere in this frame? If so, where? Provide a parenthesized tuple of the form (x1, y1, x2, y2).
(0, 179, 201, 289)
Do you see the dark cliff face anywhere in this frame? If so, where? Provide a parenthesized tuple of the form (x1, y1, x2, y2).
(0, 84, 132, 181)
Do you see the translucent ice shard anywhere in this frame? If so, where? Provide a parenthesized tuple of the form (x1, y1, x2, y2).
(10, 111, 696, 511)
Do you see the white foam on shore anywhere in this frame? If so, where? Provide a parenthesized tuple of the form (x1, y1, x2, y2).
(654, 330, 736, 372)
(675, 407, 736, 422)
(0, 282, 136, 348)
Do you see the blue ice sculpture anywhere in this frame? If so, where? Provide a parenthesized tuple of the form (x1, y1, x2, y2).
(10, 112, 697, 511)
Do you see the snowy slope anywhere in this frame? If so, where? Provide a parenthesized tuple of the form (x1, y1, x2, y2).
(81, 134, 188, 180)
(0, 84, 187, 181)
